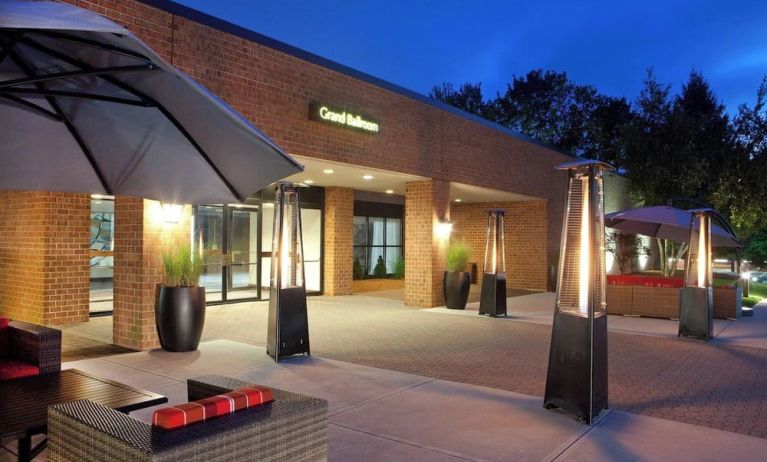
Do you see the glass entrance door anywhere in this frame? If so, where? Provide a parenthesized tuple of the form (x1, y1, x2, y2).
(193, 204, 260, 303)
(227, 205, 260, 300)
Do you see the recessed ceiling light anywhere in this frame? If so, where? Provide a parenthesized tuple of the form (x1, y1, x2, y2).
(362, 175, 374, 180)
(323, 168, 334, 174)
(454, 198, 462, 202)
(385, 189, 394, 194)
(304, 179, 315, 184)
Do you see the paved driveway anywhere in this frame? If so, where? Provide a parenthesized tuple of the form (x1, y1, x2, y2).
(62, 292, 767, 439)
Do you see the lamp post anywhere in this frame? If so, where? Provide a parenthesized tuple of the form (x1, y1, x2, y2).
(679, 209, 714, 341)
(544, 159, 613, 424)
(479, 208, 507, 317)
(267, 182, 310, 362)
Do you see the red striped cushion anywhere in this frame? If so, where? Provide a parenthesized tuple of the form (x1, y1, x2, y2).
(152, 385, 274, 430)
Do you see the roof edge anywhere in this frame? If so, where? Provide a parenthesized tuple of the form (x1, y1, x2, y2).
(138, 0, 574, 158)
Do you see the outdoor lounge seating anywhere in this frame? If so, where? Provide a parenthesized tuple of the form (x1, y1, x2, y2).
(606, 276, 743, 319)
(47, 375, 328, 462)
(0, 317, 61, 381)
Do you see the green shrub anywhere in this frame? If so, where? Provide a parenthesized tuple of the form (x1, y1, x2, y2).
(353, 257, 365, 280)
(162, 245, 203, 287)
(446, 242, 470, 272)
(393, 256, 405, 279)
(373, 255, 387, 278)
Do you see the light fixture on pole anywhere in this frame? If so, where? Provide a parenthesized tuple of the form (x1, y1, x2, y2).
(544, 159, 613, 424)
(267, 182, 310, 362)
(479, 208, 507, 317)
(679, 209, 714, 340)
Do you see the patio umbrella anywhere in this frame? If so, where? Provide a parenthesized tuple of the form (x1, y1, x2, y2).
(0, 0, 302, 204)
(605, 206, 741, 247)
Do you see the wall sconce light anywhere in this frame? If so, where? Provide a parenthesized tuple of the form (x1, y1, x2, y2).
(160, 202, 184, 224)
(435, 220, 453, 240)
(679, 209, 714, 340)
(479, 208, 506, 317)
(267, 182, 310, 362)
(544, 159, 613, 425)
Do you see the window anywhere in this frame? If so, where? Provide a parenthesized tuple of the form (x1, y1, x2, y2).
(353, 216, 403, 277)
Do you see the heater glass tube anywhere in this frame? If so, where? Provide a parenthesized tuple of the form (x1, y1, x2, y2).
(579, 176, 590, 315)
(697, 214, 706, 288)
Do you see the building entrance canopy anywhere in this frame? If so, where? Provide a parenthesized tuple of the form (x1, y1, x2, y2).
(0, 0, 302, 204)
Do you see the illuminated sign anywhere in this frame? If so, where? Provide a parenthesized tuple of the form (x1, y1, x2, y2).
(309, 103, 379, 134)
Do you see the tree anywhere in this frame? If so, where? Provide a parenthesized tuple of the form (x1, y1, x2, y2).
(429, 82, 488, 118)
(713, 76, 767, 237)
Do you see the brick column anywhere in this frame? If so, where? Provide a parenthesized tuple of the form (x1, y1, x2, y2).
(0, 191, 89, 325)
(404, 180, 450, 307)
(113, 197, 191, 350)
(323, 187, 354, 296)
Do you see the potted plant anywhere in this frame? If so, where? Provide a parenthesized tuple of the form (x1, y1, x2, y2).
(444, 242, 471, 309)
(156, 245, 205, 352)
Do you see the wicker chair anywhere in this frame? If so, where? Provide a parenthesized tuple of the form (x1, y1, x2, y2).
(0, 318, 61, 380)
(47, 375, 328, 462)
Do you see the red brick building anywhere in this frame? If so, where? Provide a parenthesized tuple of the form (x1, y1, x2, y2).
(0, 0, 582, 350)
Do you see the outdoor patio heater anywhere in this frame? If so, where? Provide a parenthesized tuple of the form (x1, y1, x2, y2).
(678, 209, 714, 341)
(544, 159, 613, 424)
(479, 208, 507, 317)
(267, 182, 311, 362)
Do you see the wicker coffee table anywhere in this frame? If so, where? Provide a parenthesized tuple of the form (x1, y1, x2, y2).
(0, 369, 167, 462)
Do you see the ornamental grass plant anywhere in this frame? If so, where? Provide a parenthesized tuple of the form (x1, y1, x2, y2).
(446, 241, 470, 272)
(162, 245, 203, 287)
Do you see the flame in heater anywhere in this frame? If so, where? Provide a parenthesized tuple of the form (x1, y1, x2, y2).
(579, 177, 590, 314)
(697, 214, 706, 288)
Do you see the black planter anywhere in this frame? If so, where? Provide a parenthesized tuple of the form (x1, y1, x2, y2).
(444, 271, 471, 309)
(156, 286, 206, 352)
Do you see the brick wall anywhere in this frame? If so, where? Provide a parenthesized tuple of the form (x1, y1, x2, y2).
(48, 0, 576, 307)
(451, 201, 548, 291)
(113, 197, 191, 350)
(323, 187, 354, 296)
(405, 180, 450, 307)
(0, 191, 89, 325)
(60, 0, 571, 266)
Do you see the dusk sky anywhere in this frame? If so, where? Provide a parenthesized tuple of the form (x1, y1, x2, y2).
(177, 0, 767, 112)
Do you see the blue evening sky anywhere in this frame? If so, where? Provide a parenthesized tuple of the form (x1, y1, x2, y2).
(177, 0, 767, 112)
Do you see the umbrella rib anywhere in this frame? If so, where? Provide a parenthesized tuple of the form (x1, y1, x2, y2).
(0, 94, 63, 121)
(27, 30, 155, 64)
(7, 49, 112, 195)
(20, 37, 246, 202)
(0, 64, 158, 89)
(0, 87, 152, 107)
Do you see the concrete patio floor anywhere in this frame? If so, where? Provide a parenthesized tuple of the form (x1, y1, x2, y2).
(46, 291, 767, 460)
(5, 340, 767, 462)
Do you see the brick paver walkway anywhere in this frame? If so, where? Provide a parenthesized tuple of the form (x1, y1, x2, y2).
(61, 294, 767, 439)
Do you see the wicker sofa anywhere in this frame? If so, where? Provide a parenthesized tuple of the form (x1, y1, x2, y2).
(606, 276, 743, 320)
(47, 375, 328, 462)
(0, 317, 61, 381)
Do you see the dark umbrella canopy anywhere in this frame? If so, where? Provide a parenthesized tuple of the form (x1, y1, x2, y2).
(605, 206, 741, 248)
(0, 0, 302, 204)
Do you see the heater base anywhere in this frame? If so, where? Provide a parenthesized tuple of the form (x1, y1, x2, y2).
(267, 286, 310, 362)
(544, 313, 608, 425)
(479, 273, 507, 317)
(678, 286, 713, 341)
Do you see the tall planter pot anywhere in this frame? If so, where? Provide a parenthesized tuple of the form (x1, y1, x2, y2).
(156, 286, 206, 352)
(444, 271, 471, 309)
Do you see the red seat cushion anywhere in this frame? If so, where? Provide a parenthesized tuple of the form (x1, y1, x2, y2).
(152, 385, 274, 430)
(0, 359, 40, 381)
(0, 317, 10, 358)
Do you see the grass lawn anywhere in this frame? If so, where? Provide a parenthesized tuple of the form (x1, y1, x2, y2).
(744, 281, 767, 307)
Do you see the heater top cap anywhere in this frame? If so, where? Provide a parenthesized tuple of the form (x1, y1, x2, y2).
(555, 159, 614, 172)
